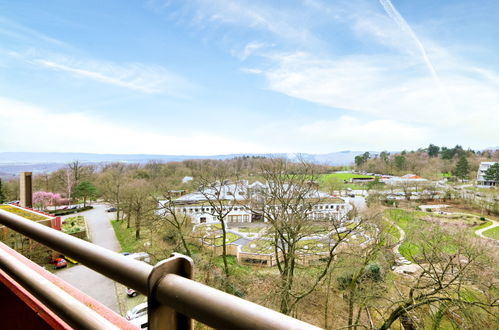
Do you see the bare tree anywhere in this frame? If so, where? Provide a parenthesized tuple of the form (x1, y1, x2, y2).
(252, 158, 359, 315)
(98, 163, 127, 220)
(196, 163, 242, 278)
(333, 209, 389, 329)
(378, 227, 498, 329)
(155, 189, 192, 256)
(122, 179, 155, 240)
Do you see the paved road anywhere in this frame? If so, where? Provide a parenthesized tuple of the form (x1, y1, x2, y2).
(56, 204, 120, 312)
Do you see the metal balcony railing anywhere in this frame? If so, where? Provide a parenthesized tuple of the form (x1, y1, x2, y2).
(0, 209, 321, 330)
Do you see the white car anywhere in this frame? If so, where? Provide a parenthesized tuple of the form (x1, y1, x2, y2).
(130, 314, 148, 329)
(126, 252, 151, 264)
(126, 302, 147, 320)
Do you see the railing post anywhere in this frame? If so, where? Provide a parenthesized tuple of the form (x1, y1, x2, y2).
(148, 253, 194, 330)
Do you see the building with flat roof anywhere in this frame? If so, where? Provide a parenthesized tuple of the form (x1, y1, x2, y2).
(159, 181, 350, 225)
(476, 162, 498, 186)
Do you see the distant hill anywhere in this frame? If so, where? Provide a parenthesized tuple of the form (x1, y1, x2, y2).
(0, 151, 377, 179)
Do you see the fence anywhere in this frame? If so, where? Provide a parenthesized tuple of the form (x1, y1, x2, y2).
(0, 209, 321, 330)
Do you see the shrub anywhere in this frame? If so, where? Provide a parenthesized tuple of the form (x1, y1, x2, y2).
(49, 206, 93, 216)
(480, 217, 486, 221)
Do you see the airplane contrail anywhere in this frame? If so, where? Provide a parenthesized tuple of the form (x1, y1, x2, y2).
(378, 0, 442, 88)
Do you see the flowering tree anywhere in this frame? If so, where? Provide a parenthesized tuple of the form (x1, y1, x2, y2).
(33, 191, 61, 210)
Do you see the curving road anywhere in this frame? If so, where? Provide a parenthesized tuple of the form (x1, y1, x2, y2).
(55, 203, 120, 312)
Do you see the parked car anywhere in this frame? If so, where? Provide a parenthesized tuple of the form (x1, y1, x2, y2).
(106, 207, 117, 212)
(126, 252, 151, 264)
(52, 258, 67, 269)
(126, 287, 138, 297)
(129, 314, 148, 329)
(126, 302, 148, 320)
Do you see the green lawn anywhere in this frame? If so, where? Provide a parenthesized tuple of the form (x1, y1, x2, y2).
(483, 226, 499, 240)
(241, 239, 273, 253)
(296, 239, 330, 253)
(472, 220, 492, 232)
(320, 173, 374, 181)
(318, 173, 373, 191)
(61, 216, 85, 234)
(212, 232, 240, 246)
(0, 205, 49, 221)
(111, 220, 143, 252)
(234, 226, 263, 234)
(385, 209, 459, 260)
(385, 222, 401, 242)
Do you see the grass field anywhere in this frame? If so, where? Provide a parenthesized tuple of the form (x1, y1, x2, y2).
(318, 173, 374, 191)
(483, 226, 499, 240)
(319, 173, 374, 181)
(472, 220, 493, 232)
(61, 216, 85, 234)
(385, 209, 448, 260)
(111, 220, 144, 253)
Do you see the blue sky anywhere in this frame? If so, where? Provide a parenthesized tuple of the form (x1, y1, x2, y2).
(0, 0, 498, 155)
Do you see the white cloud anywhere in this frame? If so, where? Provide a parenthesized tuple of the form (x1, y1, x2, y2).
(178, 0, 321, 47)
(32, 57, 192, 95)
(256, 42, 499, 126)
(0, 97, 268, 155)
(298, 116, 429, 151)
(0, 16, 67, 48)
(234, 41, 267, 60)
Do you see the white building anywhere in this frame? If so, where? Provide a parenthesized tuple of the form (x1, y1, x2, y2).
(159, 181, 350, 225)
(381, 174, 427, 185)
(476, 162, 498, 186)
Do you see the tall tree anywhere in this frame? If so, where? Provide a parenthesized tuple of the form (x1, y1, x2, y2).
(98, 163, 127, 220)
(252, 158, 358, 315)
(156, 189, 192, 256)
(197, 163, 242, 279)
(483, 162, 499, 183)
(454, 154, 470, 181)
(394, 155, 406, 171)
(73, 181, 97, 207)
(122, 179, 155, 240)
(427, 144, 440, 157)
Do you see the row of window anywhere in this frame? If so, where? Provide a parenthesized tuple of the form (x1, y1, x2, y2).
(179, 206, 247, 214)
(313, 204, 345, 211)
(228, 215, 250, 223)
(178, 204, 344, 214)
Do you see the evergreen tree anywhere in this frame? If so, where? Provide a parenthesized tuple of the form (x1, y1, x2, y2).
(394, 155, 406, 170)
(427, 144, 440, 157)
(73, 181, 97, 207)
(454, 154, 470, 180)
(484, 163, 499, 183)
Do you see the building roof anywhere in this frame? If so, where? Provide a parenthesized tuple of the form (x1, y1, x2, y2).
(171, 181, 343, 204)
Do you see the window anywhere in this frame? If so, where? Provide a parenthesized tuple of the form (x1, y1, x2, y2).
(243, 215, 249, 222)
